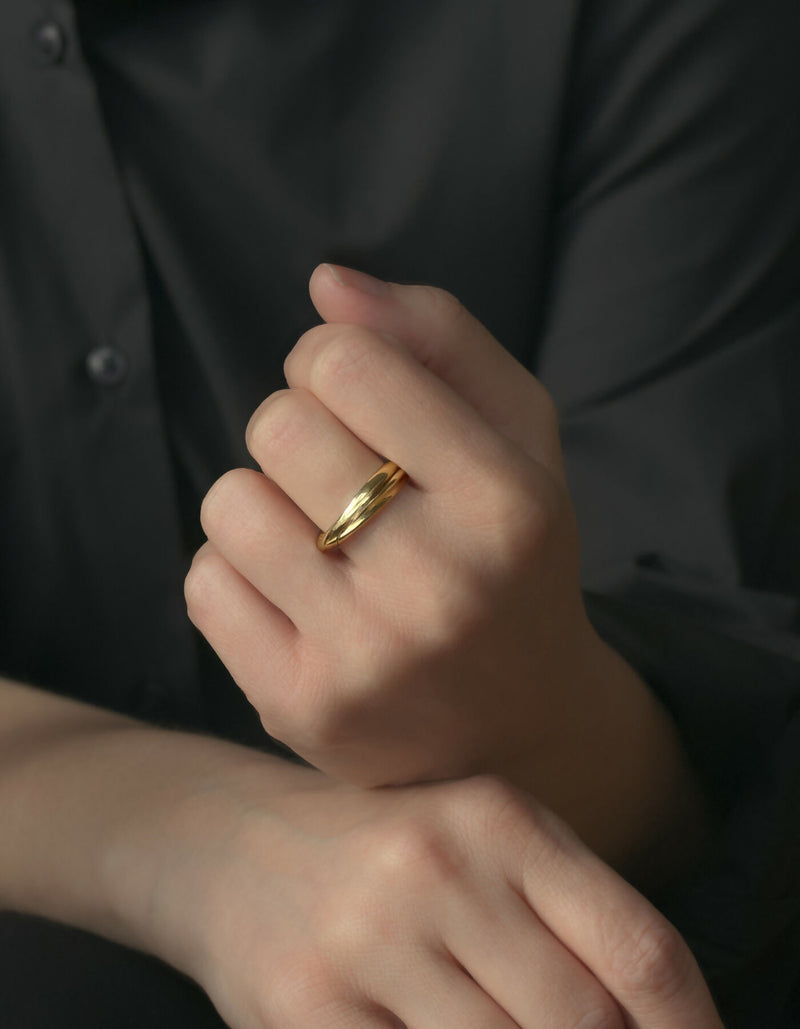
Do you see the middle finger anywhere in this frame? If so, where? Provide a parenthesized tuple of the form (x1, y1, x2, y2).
(247, 387, 395, 536)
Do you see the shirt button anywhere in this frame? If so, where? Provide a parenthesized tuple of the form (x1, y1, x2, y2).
(85, 345, 129, 387)
(31, 20, 67, 65)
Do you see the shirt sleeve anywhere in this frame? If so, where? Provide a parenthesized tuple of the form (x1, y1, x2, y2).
(534, 0, 800, 1021)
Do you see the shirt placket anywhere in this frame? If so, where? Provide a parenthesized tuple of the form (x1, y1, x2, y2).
(0, 0, 200, 720)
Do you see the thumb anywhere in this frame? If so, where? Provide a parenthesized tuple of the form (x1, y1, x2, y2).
(308, 263, 564, 477)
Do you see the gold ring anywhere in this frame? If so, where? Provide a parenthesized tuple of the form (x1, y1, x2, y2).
(317, 460, 408, 552)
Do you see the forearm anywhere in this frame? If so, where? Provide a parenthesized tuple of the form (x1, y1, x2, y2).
(0, 677, 318, 966)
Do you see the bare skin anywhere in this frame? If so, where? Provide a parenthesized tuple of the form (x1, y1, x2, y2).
(190, 263, 708, 881)
(0, 679, 723, 1029)
(0, 267, 719, 1026)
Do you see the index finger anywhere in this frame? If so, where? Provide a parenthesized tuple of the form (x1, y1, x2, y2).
(307, 264, 566, 480)
(517, 805, 724, 1029)
(284, 322, 528, 495)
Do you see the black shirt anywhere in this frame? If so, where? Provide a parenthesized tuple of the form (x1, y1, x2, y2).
(1, 1, 799, 1024)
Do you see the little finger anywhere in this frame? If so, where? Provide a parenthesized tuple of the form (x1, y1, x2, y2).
(184, 541, 300, 739)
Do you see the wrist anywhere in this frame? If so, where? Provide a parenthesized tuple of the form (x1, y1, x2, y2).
(105, 735, 323, 979)
(478, 622, 710, 882)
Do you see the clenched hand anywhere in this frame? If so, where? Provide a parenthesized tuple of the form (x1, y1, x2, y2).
(187, 264, 705, 872)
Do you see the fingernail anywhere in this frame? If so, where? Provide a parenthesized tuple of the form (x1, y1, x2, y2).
(324, 263, 390, 297)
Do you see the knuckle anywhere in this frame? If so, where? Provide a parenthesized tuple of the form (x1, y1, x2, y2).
(611, 918, 692, 1002)
(285, 693, 348, 754)
(308, 819, 461, 956)
(198, 468, 249, 539)
(369, 816, 459, 887)
(283, 322, 327, 385)
(444, 774, 534, 840)
(418, 284, 467, 331)
(448, 775, 569, 877)
(245, 388, 302, 459)
(447, 772, 523, 817)
(183, 545, 226, 623)
(265, 951, 341, 1025)
(310, 326, 381, 394)
(488, 465, 563, 562)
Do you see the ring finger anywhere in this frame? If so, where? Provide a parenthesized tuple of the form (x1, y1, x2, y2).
(246, 387, 417, 557)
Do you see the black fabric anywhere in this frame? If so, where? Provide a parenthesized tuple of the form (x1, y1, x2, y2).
(1, 0, 799, 1025)
(0, 912, 227, 1028)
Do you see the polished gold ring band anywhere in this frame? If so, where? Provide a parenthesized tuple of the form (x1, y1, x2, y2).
(317, 460, 408, 552)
